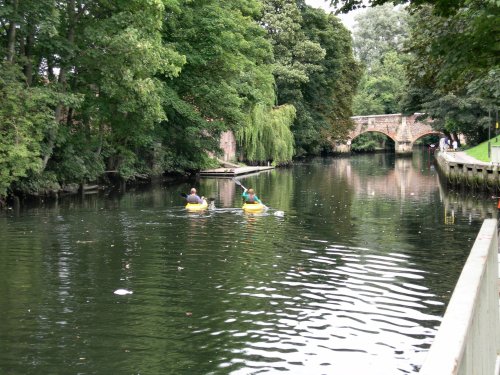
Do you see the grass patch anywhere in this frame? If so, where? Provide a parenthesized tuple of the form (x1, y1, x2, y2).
(465, 138, 500, 162)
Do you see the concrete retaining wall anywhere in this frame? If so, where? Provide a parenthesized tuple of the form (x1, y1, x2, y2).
(419, 219, 500, 374)
(435, 152, 500, 190)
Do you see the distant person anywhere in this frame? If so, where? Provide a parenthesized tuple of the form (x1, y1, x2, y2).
(186, 188, 204, 204)
(452, 140, 458, 151)
(439, 137, 446, 152)
(242, 188, 262, 204)
(443, 137, 451, 152)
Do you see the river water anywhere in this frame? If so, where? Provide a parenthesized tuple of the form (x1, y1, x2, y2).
(0, 152, 496, 375)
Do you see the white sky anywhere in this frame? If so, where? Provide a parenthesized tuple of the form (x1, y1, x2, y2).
(305, 0, 365, 31)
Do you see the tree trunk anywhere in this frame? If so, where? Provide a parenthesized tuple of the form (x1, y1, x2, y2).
(23, 24, 35, 86)
(6, 0, 18, 63)
(42, 0, 76, 170)
(96, 122, 104, 156)
(47, 57, 55, 82)
(67, 107, 74, 126)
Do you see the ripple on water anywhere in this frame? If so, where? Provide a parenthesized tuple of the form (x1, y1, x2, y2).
(203, 237, 445, 375)
(0, 170, 480, 375)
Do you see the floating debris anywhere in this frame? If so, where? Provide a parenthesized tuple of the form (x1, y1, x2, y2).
(114, 289, 133, 295)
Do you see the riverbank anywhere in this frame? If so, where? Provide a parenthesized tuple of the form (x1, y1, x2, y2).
(435, 150, 500, 191)
(2, 162, 277, 208)
(2, 172, 189, 209)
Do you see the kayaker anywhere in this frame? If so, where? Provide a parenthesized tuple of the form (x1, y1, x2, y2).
(242, 188, 261, 204)
(186, 188, 204, 204)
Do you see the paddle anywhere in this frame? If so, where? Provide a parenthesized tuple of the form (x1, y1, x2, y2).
(232, 178, 267, 209)
(232, 178, 247, 191)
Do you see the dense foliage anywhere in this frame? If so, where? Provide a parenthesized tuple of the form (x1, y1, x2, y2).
(0, 0, 360, 198)
(262, 1, 361, 155)
(330, 0, 482, 15)
(352, 4, 409, 116)
(334, 0, 500, 146)
(236, 103, 296, 164)
(349, 4, 409, 150)
(402, 1, 499, 144)
(351, 132, 394, 152)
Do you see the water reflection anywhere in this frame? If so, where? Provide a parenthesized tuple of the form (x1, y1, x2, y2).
(331, 157, 435, 202)
(0, 152, 494, 374)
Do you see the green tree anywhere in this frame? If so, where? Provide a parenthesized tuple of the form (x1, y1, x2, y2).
(162, 0, 289, 168)
(329, 0, 476, 16)
(352, 3, 409, 68)
(351, 4, 409, 115)
(236, 103, 296, 164)
(0, 0, 67, 195)
(351, 132, 393, 152)
(353, 51, 407, 115)
(298, 5, 360, 154)
(0, 0, 362, 198)
(331, 0, 499, 144)
(402, 2, 499, 144)
(0, 63, 62, 196)
(260, 0, 326, 98)
(260, 1, 360, 155)
(68, 0, 185, 179)
(0, 0, 186, 192)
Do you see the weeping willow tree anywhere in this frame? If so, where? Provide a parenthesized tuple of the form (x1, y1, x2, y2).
(236, 103, 296, 165)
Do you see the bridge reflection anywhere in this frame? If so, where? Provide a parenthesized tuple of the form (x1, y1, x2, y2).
(202, 154, 497, 222)
(327, 155, 497, 221)
(330, 157, 437, 203)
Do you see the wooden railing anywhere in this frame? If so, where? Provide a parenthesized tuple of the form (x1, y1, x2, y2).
(419, 219, 500, 374)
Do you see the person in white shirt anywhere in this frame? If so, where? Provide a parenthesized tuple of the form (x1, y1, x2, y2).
(439, 137, 446, 152)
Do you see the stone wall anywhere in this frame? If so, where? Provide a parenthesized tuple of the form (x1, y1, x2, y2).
(350, 114, 402, 140)
(219, 131, 236, 162)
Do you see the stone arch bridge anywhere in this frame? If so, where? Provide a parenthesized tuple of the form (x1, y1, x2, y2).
(335, 113, 440, 154)
(217, 113, 439, 161)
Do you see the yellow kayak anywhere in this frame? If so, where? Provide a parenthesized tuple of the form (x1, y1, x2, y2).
(186, 200, 208, 211)
(242, 203, 265, 212)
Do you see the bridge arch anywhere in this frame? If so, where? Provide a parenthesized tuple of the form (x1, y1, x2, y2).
(412, 131, 443, 144)
(352, 130, 397, 143)
(335, 113, 439, 154)
(350, 130, 396, 152)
